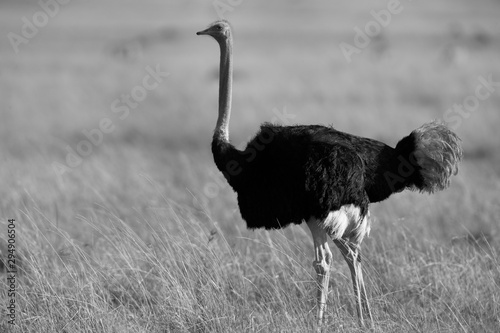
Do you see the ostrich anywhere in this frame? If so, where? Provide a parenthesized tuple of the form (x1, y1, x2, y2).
(196, 20, 462, 327)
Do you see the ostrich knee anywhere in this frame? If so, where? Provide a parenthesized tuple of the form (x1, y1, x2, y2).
(313, 250, 332, 276)
(312, 247, 332, 322)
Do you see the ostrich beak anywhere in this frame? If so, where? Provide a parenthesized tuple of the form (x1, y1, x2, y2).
(196, 28, 210, 36)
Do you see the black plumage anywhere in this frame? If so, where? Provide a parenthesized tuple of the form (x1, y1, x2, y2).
(197, 20, 462, 327)
(213, 122, 459, 230)
(213, 124, 368, 229)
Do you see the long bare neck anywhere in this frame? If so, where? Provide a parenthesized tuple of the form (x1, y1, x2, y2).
(214, 36, 233, 142)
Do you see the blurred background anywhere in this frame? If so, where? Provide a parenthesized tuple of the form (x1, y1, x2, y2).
(1, 0, 499, 248)
(1, 1, 500, 331)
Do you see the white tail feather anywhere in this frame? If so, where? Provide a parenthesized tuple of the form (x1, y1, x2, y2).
(412, 121, 463, 193)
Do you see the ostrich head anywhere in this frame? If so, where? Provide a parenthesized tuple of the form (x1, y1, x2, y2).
(196, 20, 232, 42)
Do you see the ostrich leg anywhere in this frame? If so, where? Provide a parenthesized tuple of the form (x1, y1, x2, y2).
(307, 219, 333, 325)
(334, 239, 373, 327)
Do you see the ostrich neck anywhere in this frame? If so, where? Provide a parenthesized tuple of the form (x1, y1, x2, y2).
(215, 37, 233, 143)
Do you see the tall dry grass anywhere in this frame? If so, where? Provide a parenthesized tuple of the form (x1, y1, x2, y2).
(1, 0, 500, 332)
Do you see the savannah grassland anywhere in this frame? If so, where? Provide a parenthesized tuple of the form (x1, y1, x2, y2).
(1, 0, 500, 332)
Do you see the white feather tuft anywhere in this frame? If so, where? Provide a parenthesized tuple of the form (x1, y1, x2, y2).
(321, 205, 371, 244)
(412, 121, 463, 193)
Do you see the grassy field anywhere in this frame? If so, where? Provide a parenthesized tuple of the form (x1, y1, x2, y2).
(1, 0, 500, 332)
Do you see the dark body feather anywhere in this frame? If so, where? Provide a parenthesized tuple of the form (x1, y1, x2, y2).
(212, 123, 423, 230)
(200, 20, 462, 326)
